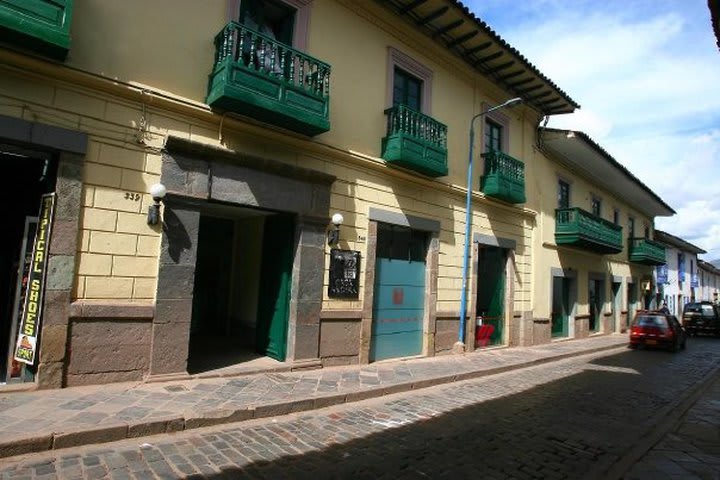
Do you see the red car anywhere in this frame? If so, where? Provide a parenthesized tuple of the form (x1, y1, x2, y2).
(629, 311, 687, 352)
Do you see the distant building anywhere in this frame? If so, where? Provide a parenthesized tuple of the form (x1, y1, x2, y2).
(654, 231, 706, 317)
(536, 130, 674, 338)
(698, 260, 720, 303)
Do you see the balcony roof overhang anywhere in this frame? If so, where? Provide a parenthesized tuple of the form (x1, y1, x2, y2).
(540, 128, 675, 218)
(655, 229, 706, 255)
(377, 0, 580, 116)
(699, 259, 720, 274)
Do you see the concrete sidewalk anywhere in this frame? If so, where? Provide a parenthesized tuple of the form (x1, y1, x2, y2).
(0, 335, 628, 459)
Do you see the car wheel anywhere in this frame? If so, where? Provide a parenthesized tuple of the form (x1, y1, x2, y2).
(671, 340, 680, 353)
(681, 338, 687, 350)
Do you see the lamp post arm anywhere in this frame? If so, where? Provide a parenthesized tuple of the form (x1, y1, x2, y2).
(457, 111, 487, 344)
(456, 96, 522, 348)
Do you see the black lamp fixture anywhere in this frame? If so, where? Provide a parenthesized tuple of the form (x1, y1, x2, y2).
(147, 183, 167, 225)
(327, 213, 344, 246)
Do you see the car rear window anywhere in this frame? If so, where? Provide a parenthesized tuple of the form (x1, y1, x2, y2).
(683, 303, 715, 316)
(633, 315, 668, 327)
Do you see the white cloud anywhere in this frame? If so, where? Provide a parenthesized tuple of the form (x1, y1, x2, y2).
(468, 1, 720, 260)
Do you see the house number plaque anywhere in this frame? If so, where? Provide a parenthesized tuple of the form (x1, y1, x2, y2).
(328, 249, 360, 299)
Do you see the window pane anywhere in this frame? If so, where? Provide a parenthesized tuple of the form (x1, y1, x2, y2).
(393, 67, 423, 111)
(558, 181, 570, 209)
(485, 120, 502, 152)
(240, 0, 296, 45)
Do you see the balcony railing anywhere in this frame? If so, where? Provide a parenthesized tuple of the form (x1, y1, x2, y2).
(479, 150, 526, 204)
(206, 22, 331, 136)
(0, 0, 73, 60)
(628, 237, 666, 265)
(555, 207, 623, 254)
(381, 105, 448, 177)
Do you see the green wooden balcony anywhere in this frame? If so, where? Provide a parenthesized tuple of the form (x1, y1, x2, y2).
(629, 237, 666, 265)
(381, 105, 448, 177)
(0, 0, 73, 60)
(206, 22, 331, 136)
(480, 150, 526, 204)
(555, 207, 623, 254)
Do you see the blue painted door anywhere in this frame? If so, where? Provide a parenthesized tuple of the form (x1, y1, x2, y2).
(370, 224, 426, 361)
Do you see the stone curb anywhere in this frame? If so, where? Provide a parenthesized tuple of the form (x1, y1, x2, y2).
(0, 341, 627, 460)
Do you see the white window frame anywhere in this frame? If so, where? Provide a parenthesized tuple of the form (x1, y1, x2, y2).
(228, 0, 312, 50)
(386, 47, 433, 114)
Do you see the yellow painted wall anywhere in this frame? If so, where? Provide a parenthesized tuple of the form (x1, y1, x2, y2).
(0, 0, 539, 317)
(528, 146, 655, 320)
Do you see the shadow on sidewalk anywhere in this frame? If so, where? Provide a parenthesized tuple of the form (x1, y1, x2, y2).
(190, 348, 715, 479)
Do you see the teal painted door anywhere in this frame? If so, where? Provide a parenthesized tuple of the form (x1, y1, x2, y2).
(476, 247, 506, 346)
(256, 213, 294, 361)
(370, 224, 426, 361)
(552, 277, 570, 337)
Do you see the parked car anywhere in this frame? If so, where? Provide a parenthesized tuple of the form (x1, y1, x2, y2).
(629, 311, 687, 352)
(681, 301, 720, 336)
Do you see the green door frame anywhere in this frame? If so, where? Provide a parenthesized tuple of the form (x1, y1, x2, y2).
(476, 246, 506, 346)
(551, 276, 570, 338)
(256, 213, 295, 361)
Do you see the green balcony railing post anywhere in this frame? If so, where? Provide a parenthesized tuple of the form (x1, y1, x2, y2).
(206, 21, 331, 136)
(628, 237, 666, 265)
(0, 0, 73, 60)
(381, 104, 448, 177)
(479, 150, 526, 204)
(555, 207, 623, 253)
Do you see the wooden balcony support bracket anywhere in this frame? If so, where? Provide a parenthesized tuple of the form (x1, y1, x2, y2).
(514, 82, 543, 93)
(487, 60, 515, 74)
(500, 69, 525, 81)
(400, 0, 428, 15)
(476, 50, 504, 64)
(465, 41, 492, 54)
(434, 19, 464, 37)
(416, 6, 449, 26)
(447, 30, 479, 47)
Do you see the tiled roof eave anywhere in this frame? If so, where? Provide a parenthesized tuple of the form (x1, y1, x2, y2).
(377, 0, 580, 115)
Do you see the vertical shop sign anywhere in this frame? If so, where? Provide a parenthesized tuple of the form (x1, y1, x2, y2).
(14, 193, 55, 365)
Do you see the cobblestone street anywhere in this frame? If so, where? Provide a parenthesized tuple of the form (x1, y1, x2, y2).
(1, 337, 718, 479)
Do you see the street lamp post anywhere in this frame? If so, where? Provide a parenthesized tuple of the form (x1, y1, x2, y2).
(455, 97, 523, 351)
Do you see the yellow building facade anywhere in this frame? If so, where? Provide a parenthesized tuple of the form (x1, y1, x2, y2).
(0, 0, 669, 389)
(530, 129, 674, 342)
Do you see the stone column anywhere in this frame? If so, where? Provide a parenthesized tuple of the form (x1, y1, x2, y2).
(286, 216, 326, 361)
(149, 201, 200, 376)
(359, 221, 378, 364)
(37, 152, 83, 389)
(424, 235, 439, 356)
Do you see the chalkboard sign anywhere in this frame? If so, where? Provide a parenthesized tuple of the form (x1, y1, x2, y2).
(328, 249, 360, 299)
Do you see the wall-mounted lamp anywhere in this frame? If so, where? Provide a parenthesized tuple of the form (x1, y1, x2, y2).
(147, 183, 167, 225)
(327, 213, 344, 246)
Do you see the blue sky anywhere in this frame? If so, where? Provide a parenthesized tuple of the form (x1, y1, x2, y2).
(465, 0, 720, 260)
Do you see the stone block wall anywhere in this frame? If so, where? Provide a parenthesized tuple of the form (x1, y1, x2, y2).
(574, 315, 590, 338)
(319, 314, 361, 366)
(532, 318, 551, 345)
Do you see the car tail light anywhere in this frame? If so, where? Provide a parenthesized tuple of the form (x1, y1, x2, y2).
(631, 325, 664, 336)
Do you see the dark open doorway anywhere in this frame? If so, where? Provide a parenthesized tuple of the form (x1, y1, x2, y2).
(0, 146, 57, 384)
(187, 207, 295, 374)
